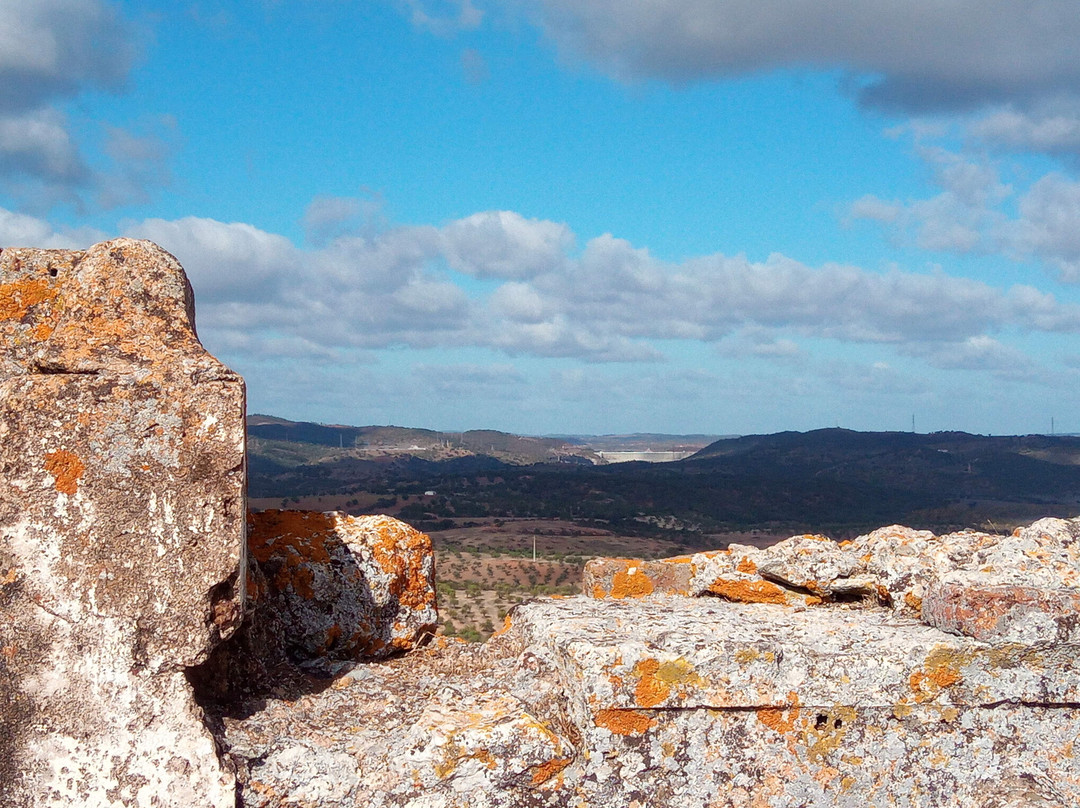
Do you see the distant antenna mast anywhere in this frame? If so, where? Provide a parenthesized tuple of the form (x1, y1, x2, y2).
(912, 414, 916, 433)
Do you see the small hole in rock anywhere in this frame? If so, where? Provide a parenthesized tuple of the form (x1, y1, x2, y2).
(834, 718, 843, 729)
(48, 267, 58, 277)
(815, 714, 828, 729)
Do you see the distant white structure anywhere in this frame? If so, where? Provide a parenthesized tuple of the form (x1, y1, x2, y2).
(596, 451, 696, 463)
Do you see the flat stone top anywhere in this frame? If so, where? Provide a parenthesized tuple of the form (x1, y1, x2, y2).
(507, 596, 1080, 709)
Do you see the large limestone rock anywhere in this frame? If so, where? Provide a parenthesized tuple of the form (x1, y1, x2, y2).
(0, 240, 246, 807)
(220, 516, 1080, 807)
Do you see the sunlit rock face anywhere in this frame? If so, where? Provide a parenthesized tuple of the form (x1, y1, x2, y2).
(0, 239, 246, 807)
(192, 509, 440, 702)
(220, 517, 1080, 808)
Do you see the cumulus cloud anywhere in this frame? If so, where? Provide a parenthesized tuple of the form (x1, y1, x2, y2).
(519, 0, 1080, 112)
(441, 211, 573, 279)
(970, 103, 1080, 155)
(849, 141, 1080, 283)
(0, 0, 133, 113)
(904, 335, 1046, 383)
(0, 205, 106, 248)
(109, 204, 1080, 383)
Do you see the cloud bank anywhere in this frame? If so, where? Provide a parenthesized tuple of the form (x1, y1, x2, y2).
(0, 203, 1054, 378)
(519, 0, 1080, 112)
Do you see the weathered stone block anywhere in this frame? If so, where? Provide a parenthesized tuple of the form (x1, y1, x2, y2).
(0, 239, 245, 807)
(924, 580, 1080, 644)
(247, 509, 438, 661)
(583, 556, 696, 598)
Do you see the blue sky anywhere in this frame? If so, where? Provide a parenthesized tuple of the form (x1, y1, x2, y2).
(4, 1, 1080, 436)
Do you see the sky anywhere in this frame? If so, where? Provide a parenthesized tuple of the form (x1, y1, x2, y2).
(3, 1, 1080, 436)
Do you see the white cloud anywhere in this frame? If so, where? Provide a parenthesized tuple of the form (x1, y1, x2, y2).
(0, 0, 133, 113)
(441, 210, 573, 279)
(520, 0, 1080, 111)
(849, 140, 1080, 284)
(72, 204, 1080, 383)
(970, 103, 1080, 155)
(905, 335, 1045, 383)
(0, 205, 105, 247)
(0, 0, 169, 207)
(1007, 174, 1080, 281)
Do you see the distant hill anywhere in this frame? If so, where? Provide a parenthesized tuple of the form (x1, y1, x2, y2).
(246, 420, 1080, 539)
(246, 415, 721, 466)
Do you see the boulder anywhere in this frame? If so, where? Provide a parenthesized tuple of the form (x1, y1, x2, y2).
(248, 509, 437, 662)
(192, 509, 439, 700)
(0, 240, 245, 807)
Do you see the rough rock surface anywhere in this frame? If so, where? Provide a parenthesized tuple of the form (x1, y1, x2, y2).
(220, 594, 1080, 807)
(220, 517, 1080, 807)
(588, 518, 1080, 614)
(194, 509, 439, 701)
(0, 240, 246, 807)
(247, 509, 437, 662)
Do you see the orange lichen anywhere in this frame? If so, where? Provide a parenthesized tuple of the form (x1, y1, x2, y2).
(632, 656, 700, 707)
(530, 756, 572, 786)
(593, 709, 656, 736)
(909, 646, 965, 702)
(0, 278, 60, 322)
(736, 556, 758, 574)
(248, 510, 335, 565)
(757, 693, 802, 735)
(591, 583, 607, 598)
(367, 517, 435, 609)
(904, 592, 923, 611)
(708, 577, 789, 604)
(1, 569, 16, 586)
(633, 658, 669, 707)
(491, 613, 514, 638)
(610, 563, 654, 599)
(1, 645, 16, 660)
(44, 450, 84, 495)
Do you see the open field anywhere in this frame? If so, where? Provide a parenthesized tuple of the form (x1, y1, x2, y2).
(424, 518, 791, 642)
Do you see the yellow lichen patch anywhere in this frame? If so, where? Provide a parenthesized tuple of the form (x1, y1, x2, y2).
(909, 645, 966, 703)
(708, 577, 789, 605)
(1, 569, 16, 586)
(803, 706, 857, 763)
(610, 564, 654, 599)
(44, 450, 84, 495)
(904, 591, 923, 611)
(530, 756, 572, 786)
(593, 709, 656, 736)
(735, 648, 760, 664)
